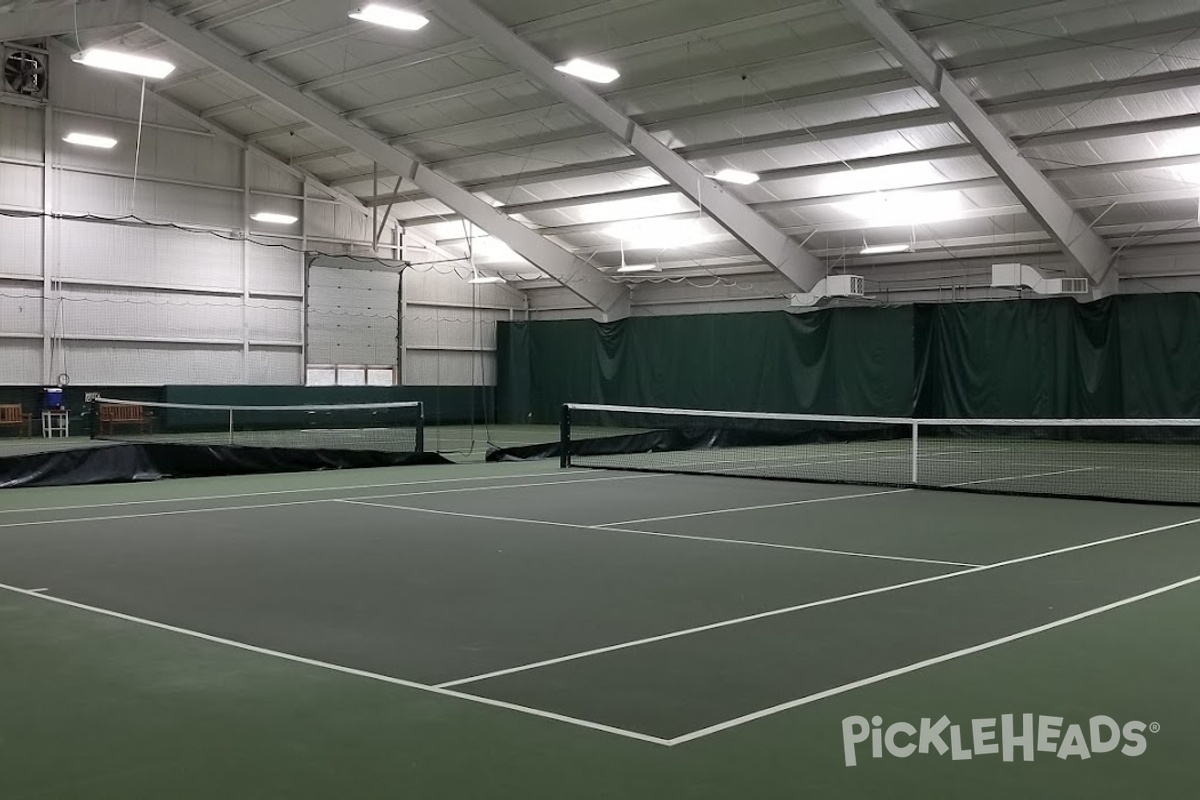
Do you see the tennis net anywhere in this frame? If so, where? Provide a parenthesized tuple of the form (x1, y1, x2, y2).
(89, 397, 424, 453)
(560, 403, 1200, 505)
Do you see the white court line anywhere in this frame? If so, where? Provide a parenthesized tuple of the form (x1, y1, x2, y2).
(667, 572, 1200, 745)
(0, 473, 664, 531)
(334, 499, 976, 568)
(432, 514, 1200, 689)
(942, 466, 1098, 488)
(598, 487, 913, 527)
(0, 581, 669, 747)
(0, 469, 589, 515)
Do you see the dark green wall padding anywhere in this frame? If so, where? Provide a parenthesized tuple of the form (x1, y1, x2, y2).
(497, 294, 1200, 424)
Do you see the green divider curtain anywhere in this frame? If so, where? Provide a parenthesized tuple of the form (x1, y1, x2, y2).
(497, 293, 1200, 423)
(498, 307, 914, 423)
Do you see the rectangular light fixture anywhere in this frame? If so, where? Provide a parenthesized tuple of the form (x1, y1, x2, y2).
(860, 244, 911, 255)
(468, 275, 506, 284)
(71, 49, 176, 80)
(349, 4, 429, 31)
(251, 212, 299, 225)
(63, 132, 117, 149)
(712, 169, 760, 185)
(554, 58, 619, 84)
(616, 263, 660, 274)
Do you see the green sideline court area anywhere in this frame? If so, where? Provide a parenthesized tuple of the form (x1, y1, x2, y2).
(1, 460, 1198, 798)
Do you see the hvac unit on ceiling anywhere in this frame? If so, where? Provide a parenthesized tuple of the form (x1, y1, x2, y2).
(2, 43, 49, 102)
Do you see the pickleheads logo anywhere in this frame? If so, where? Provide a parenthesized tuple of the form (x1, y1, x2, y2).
(842, 715, 1160, 767)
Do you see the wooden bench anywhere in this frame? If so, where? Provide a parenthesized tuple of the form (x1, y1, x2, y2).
(98, 403, 153, 435)
(0, 404, 33, 437)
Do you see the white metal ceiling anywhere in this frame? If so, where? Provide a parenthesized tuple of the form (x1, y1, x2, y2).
(6, 0, 1200, 305)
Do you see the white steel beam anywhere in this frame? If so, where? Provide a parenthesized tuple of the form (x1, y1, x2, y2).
(139, 4, 626, 317)
(839, 0, 1116, 289)
(430, 0, 827, 292)
(0, 0, 143, 39)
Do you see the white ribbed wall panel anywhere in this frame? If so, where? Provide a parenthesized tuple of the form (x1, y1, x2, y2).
(402, 311, 502, 350)
(247, 347, 303, 384)
(57, 287, 243, 342)
(249, 160, 302, 195)
(0, 285, 42, 335)
(0, 103, 43, 159)
(53, 171, 241, 229)
(0, 340, 40, 384)
(405, 351, 494, 386)
(307, 263, 399, 365)
(248, 300, 303, 342)
(306, 201, 373, 244)
(55, 220, 243, 290)
(247, 238, 303, 296)
(0, 163, 41, 208)
(64, 342, 244, 385)
(54, 130, 240, 190)
(0, 216, 41, 277)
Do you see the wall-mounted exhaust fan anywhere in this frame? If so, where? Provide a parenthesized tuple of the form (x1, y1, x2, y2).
(3, 46, 49, 99)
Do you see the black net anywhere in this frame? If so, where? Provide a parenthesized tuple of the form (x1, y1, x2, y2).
(89, 398, 424, 453)
(562, 405, 1200, 505)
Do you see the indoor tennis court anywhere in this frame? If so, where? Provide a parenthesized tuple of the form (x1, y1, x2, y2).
(7, 0, 1200, 797)
(2, 460, 1198, 798)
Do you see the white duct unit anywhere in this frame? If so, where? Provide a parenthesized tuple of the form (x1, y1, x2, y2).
(991, 263, 1090, 296)
(788, 275, 865, 309)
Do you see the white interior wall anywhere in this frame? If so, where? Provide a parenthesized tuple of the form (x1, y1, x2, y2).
(0, 51, 395, 387)
(400, 267, 523, 387)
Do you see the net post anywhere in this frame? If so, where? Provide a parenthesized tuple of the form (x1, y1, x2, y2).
(560, 404, 571, 468)
(86, 397, 98, 440)
(911, 420, 920, 485)
(228, 408, 234, 445)
(415, 402, 425, 453)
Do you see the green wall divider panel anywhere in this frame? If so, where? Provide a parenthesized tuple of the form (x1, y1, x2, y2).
(498, 306, 915, 424)
(497, 294, 1200, 423)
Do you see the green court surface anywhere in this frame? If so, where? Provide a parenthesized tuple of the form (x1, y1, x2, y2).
(1, 461, 1198, 798)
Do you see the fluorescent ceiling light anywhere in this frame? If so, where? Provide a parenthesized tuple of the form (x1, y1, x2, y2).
(468, 274, 506, 284)
(712, 169, 760, 185)
(349, 4, 429, 31)
(63, 132, 117, 149)
(251, 212, 298, 225)
(605, 219, 708, 249)
(860, 244, 911, 255)
(554, 58, 619, 84)
(617, 263, 660, 273)
(71, 49, 175, 80)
